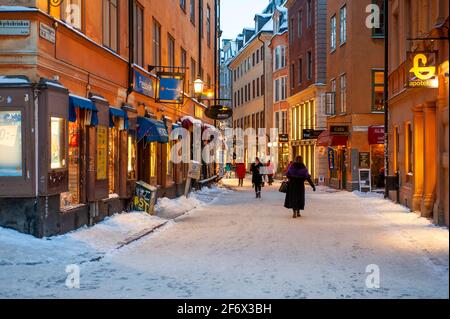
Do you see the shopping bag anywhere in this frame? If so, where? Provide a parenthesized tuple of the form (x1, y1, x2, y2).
(279, 181, 288, 193)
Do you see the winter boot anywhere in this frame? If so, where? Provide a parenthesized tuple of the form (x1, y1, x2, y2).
(297, 210, 302, 217)
(293, 210, 297, 218)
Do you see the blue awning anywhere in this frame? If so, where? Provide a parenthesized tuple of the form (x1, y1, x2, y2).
(68, 94, 98, 125)
(109, 107, 129, 129)
(137, 117, 169, 143)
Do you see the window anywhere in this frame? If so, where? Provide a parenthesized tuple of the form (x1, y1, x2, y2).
(274, 46, 286, 70)
(190, 0, 195, 24)
(62, 0, 83, 30)
(261, 75, 265, 94)
(340, 5, 347, 45)
(252, 80, 255, 99)
(325, 79, 336, 115)
(275, 111, 280, 131)
(103, 0, 118, 52)
(256, 51, 259, 64)
(206, 5, 211, 47)
(330, 15, 336, 51)
(133, 2, 144, 66)
(50, 117, 66, 169)
(394, 127, 399, 173)
(281, 76, 287, 100)
(290, 63, 295, 88)
(256, 77, 260, 96)
(372, 0, 385, 37)
(274, 77, 287, 102)
(298, 10, 303, 37)
(306, 0, 312, 28)
(274, 79, 280, 102)
(108, 126, 118, 194)
(340, 74, 347, 113)
(252, 53, 255, 67)
(181, 48, 187, 68)
(372, 70, 385, 112)
(168, 34, 175, 67)
(406, 123, 413, 174)
(180, 0, 186, 11)
(307, 50, 312, 80)
(281, 111, 287, 135)
(0, 111, 22, 177)
(152, 19, 161, 67)
(298, 58, 303, 84)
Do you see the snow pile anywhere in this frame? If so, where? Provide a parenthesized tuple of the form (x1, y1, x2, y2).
(155, 185, 230, 219)
(67, 212, 166, 252)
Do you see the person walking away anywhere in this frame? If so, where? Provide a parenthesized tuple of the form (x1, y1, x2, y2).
(225, 162, 232, 179)
(284, 156, 316, 218)
(267, 160, 275, 185)
(251, 157, 264, 198)
(235, 162, 246, 187)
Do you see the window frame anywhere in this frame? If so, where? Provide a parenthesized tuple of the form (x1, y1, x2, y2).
(371, 69, 385, 113)
(102, 0, 119, 52)
(330, 15, 337, 52)
(339, 5, 347, 45)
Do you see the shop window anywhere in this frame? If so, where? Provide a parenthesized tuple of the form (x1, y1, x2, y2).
(127, 135, 137, 180)
(50, 117, 66, 170)
(394, 127, 399, 173)
(62, 111, 82, 207)
(167, 142, 173, 177)
(96, 126, 108, 181)
(0, 111, 22, 177)
(108, 127, 118, 194)
(150, 142, 157, 178)
(372, 70, 385, 112)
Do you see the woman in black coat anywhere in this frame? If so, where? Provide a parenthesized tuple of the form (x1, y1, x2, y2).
(251, 157, 264, 198)
(284, 156, 316, 218)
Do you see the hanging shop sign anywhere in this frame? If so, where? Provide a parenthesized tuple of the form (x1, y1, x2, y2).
(368, 126, 385, 145)
(327, 147, 335, 170)
(156, 72, 185, 104)
(330, 125, 349, 136)
(279, 134, 289, 143)
(39, 22, 55, 43)
(205, 104, 233, 120)
(359, 152, 370, 169)
(302, 129, 324, 140)
(407, 52, 438, 88)
(133, 181, 158, 214)
(0, 20, 30, 36)
(133, 69, 156, 98)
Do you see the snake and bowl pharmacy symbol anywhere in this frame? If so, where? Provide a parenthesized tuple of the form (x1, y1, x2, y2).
(50, 0, 64, 7)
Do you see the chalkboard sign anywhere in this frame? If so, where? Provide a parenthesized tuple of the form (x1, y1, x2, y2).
(133, 181, 158, 214)
(359, 169, 371, 192)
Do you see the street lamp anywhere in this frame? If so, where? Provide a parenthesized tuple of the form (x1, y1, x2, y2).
(194, 78, 205, 97)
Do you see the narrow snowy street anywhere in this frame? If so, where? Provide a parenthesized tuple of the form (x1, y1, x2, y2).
(0, 180, 448, 299)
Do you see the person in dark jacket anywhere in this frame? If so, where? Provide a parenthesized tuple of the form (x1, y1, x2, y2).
(284, 156, 316, 218)
(251, 157, 264, 198)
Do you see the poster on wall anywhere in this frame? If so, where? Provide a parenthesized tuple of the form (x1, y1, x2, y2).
(359, 152, 370, 169)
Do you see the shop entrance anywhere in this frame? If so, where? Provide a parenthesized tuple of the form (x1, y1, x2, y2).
(371, 144, 385, 188)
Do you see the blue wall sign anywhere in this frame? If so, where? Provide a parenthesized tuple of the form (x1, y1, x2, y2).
(157, 74, 184, 104)
(134, 70, 156, 98)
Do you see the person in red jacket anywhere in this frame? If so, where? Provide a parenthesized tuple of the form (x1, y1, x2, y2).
(235, 162, 246, 187)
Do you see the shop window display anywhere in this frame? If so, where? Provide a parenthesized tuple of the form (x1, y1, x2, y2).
(0, 111, 22, 177)
(108, 127, 118, 194)
(50, 117, 66, 170)
(127, 135, 137, 180)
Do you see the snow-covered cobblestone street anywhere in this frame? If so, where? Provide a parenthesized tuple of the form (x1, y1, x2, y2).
(0, 180, 448, 299)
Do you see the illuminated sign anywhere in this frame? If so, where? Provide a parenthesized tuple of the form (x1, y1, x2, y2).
(407, 52, 438, 88)
(157, 72, 185, 104)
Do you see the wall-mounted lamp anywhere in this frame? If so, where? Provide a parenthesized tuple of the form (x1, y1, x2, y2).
(194, 78, 205, 96)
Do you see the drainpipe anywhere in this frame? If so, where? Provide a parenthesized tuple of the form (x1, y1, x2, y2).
(127, 0, 134, 103)
(383, 0, 389, 199)
(198, 0, 202, 78)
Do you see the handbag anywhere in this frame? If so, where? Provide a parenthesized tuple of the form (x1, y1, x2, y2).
(279, 181, 288, 193)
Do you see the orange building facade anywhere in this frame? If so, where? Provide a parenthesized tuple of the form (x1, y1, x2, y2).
(0, 0, 218, 237)
(324, 0, 385, 191)
(387, 0, 449, 226)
